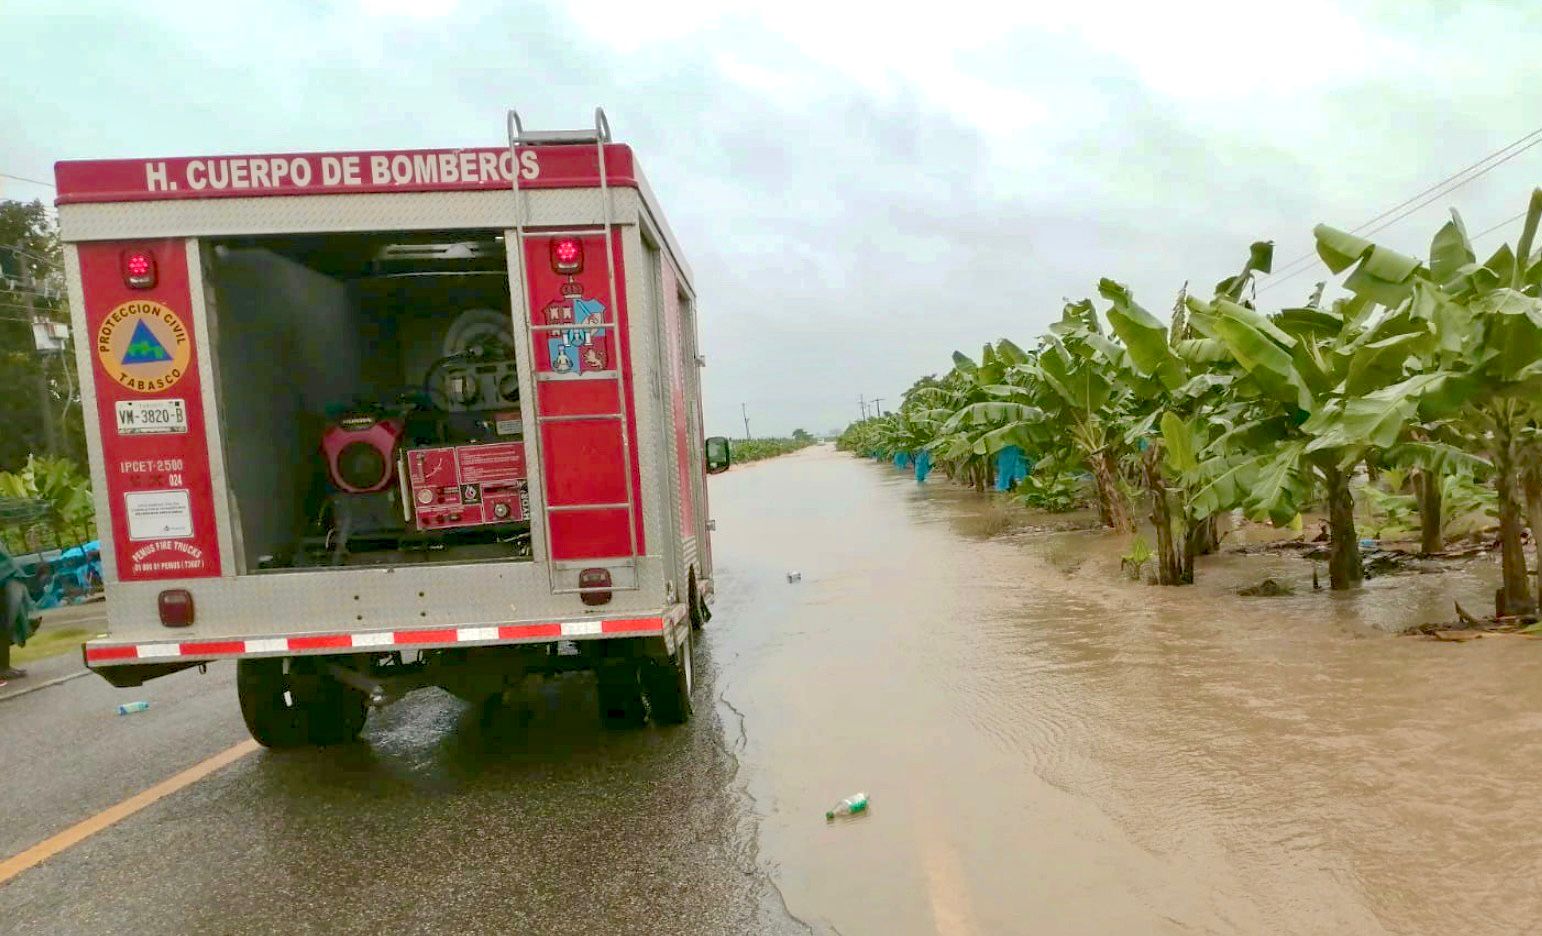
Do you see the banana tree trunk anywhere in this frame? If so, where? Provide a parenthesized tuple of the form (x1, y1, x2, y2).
(1142, 447, 1195, 585)
(1093, 450, 1135, 533)
(1525, 471, 1542, 614)
(1153, 498, 1182, 585)
(1493, 435, 1535, 617)
(1416, 469, 1444, 556)
(1186, 513, 1220, 558)
(1179, 515, 1210, 584)
(1323, 464, 1362, 591)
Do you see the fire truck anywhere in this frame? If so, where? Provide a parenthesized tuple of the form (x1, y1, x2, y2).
(55, 109, 730, 746)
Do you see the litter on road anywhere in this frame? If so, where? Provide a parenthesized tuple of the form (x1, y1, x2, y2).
(825, 792, 869, 821)
(787, 572, 802, 583)
(116, 701, 150, 716)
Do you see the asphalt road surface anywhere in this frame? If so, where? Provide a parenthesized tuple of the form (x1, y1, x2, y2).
(0, 486, 809, 935)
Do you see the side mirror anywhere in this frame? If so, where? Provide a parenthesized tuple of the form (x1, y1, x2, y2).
(705, 436, 731, 474)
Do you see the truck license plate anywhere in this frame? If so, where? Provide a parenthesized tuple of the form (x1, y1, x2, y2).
(115, 399, 188, 435)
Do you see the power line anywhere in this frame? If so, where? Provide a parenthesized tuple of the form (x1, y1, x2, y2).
(1346, 127, 1542, 236)
(0, 286, 67, 306)
(0, 302, 67, 316)
(1471, 209, 1528, 242)
(1254, 206, 1533, 304)
(0, 285, 67, 302)
(0, 171, 55, 188)
(1257, 126, 1542, 295)
(1262, 126, 1542, 284)
(0, 244, 64, 270)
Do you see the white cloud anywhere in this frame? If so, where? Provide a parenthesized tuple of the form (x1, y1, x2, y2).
(354, 0, 462, 19)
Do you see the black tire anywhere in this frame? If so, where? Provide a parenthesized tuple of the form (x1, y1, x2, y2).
(596, 660, 646, 727)
(688, 570, 711, 630)
(642, 628, 693, 725)
(308, 682, 369, 746)
(236, 658, 368, 748)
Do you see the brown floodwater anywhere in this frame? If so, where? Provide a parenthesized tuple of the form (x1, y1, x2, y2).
(708, 445, 1542, 935)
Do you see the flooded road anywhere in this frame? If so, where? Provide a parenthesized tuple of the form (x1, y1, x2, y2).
(713, 445, 1542, 935)
(5, 443, 1540, 934)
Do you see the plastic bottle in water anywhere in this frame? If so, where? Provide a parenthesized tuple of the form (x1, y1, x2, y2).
(825, 792, 869, 821)
(116, 701, 150, 715)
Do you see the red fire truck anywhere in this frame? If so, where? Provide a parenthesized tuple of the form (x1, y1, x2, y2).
(55, 109, 730, 746)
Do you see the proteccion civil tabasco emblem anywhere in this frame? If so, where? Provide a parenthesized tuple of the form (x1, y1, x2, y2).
(96, 300, 192, 393)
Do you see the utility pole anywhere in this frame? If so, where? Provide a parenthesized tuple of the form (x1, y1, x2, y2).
(19, 252, 59, 457)
(858, 394, 867, 420)
(741, 402, 752, 440)
(871, 397, 885, 416)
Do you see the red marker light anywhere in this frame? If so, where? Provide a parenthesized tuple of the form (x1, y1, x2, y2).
(579, 567, 613, 606)
(158, 588, 195, 627)
(121, 249, 157, 289)
(550, 237, 583, 274)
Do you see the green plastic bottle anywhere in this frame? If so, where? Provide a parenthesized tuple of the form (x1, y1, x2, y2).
(825, 792, 869, 821)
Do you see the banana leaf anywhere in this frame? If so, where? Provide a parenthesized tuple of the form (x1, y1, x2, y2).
(1102, 278, 1185, 390)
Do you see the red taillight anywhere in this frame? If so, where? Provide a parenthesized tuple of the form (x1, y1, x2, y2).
(158, 589, 195, 627)
(550, 237, 583, 274)
(121, 249, 157, 289)
(579, 568, 612, 606)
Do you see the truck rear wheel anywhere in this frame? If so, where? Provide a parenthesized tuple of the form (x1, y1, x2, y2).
(642, 629, 693, 725)
(596, 660, 647, 727)
(237, 658, 368, 748)
(688, 570, 710, 630)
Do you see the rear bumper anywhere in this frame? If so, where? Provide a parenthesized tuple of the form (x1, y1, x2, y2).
(84, 604, 689, 668)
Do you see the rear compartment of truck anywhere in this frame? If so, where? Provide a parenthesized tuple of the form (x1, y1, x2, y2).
(202, 229, 534, 573)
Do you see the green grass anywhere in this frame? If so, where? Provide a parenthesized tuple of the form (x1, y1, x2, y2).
(13, 626, 96, 665)
(730, 438, 815, 465)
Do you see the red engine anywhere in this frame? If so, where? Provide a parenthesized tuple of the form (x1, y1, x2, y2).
(322, 417, 404, 493)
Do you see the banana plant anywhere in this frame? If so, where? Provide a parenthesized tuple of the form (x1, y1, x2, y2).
(1318, 190, 1542, 614)
(937, 340, 1049, 488)
(0, 454, 96, 553)
(923, 349, 1010, 489)
(1024, 301, 1137, 531)
(1101, 245, 1268, 584)
(1190, 269, 1435, 589)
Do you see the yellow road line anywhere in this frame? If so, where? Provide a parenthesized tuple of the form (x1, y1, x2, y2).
(0, 739, 260, 885)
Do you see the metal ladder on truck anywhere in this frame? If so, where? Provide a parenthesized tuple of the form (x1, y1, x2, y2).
(507, 107, 641, 597)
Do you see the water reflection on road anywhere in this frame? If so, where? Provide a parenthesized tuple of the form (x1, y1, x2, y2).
(712, 446, 1541, 935)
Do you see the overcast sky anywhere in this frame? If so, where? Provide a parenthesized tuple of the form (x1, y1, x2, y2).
(3, 0, 1540, 437)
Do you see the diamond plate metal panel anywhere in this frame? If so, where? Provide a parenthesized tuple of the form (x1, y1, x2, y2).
(636, 221, 688, 596)
(617, 224, 671, 592)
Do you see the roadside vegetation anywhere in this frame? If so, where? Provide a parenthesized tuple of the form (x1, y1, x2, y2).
(839, 193, 1542, 625)
(2, 199, 98, 560)
(732, 433, 817, 465)
(0, 455, 96, 556)
(12, 626, 94, 665)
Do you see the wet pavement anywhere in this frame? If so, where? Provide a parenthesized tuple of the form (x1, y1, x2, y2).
(4, 444, 1541, 934)
(712, 447, 1542, 935)
(0, 635, 793, 935)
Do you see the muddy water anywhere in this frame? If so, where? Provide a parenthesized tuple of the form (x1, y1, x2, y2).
(709, 445, 1542, 935)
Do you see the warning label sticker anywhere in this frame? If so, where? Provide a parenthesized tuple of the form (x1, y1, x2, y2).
(124, 489, 194, 541)
(97, 300, 192, 394)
